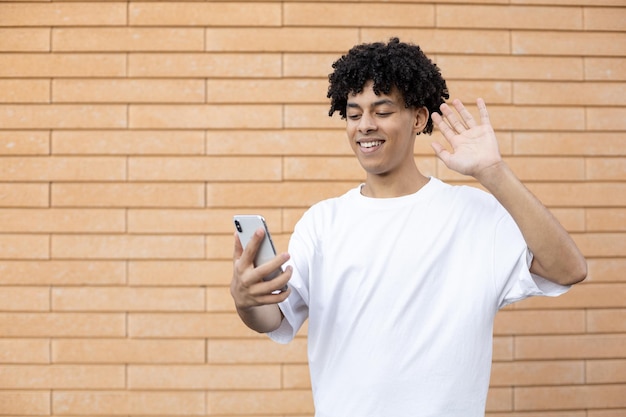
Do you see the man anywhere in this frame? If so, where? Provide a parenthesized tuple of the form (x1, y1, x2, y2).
(230, 38, 587, 416)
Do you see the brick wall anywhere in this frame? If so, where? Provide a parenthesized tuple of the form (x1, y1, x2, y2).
(0, 1, 624, 415)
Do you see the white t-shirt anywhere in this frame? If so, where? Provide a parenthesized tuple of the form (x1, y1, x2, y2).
(269, 177, 568, 417)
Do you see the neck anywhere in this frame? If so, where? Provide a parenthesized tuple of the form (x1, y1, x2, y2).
(361, 168, 430, 198)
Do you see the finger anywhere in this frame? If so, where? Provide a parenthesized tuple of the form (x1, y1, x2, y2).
(239, 227, 265, 266)
(452, 99, 477, 128)
(233, 232, 243, 259)
(440, 102, 467, 133)
(477, 98, 491, 126)
(432, 111, 455, 140)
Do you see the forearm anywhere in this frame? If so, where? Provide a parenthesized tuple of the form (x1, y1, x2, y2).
(476, 162, 587, 286)
(236, 303, 284, 334)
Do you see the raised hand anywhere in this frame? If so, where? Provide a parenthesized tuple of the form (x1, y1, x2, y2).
(431, 98, 502, 181)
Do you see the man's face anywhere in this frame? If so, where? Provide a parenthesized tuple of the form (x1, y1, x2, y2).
(345, 81, 427, 178)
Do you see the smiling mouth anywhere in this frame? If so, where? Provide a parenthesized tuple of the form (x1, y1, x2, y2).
(359, 140, 384, 149)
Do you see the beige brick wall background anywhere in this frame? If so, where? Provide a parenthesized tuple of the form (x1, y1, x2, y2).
(0, 0, 625, 415)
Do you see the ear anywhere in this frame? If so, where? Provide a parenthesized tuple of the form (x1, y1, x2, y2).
(413, 107, 429, 134)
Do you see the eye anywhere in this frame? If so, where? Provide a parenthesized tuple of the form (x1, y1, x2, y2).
(347, 114, 361, 120)
(376, 112, 392, 117)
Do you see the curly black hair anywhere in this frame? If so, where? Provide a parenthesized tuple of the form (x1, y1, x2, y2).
(327, 37, 449, 135)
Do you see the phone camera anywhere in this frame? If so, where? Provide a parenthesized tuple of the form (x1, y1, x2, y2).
(234, 220, 242, 232)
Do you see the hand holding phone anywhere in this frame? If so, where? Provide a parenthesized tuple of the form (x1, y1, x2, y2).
(233, 215, 284, 284)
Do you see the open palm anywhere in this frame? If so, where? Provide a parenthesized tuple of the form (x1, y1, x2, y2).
(431, 98, 502, 180)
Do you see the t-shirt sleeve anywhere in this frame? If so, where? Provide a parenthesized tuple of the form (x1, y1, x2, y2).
(267, 212, 315, 344)
(494, 213, 570, 309)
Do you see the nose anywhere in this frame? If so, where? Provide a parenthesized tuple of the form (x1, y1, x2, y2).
(358, 112, 377, 134)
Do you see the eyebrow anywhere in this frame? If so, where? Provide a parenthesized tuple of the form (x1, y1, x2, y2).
(347, 98, 397, 110)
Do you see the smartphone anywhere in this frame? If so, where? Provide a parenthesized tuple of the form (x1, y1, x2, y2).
(233, 215, 283, 282)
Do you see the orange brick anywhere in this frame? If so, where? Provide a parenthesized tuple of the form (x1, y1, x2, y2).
(129, 104, 282, 129)
(52, 130, 205, 155)
(0, 287, 49, 311)
(285, 104, 347, 129)
(515, 334, 626, 360)
(0, 131, 49, 155)
(585, 57, 626, 81)
(53, 338, 205, 364)
(584, 7, 626, 31)
(128, 312, 258, 338)
(490, 360, 584, 386)
(513, 81, 626, 105)
(440, 156, 585, 182)
(362, 28, 511, 55)
(51, 183, 205, 208)
(493, 336, 514, 361)
(586, 359, 626, 384)
(283, 53, 342, 77)
(514, 384, 626, 410)
(0, 260, 125, 285)
(129, 53, 282, 77)
(206, 79, 327, 104)
(485, 387, 512, 412)
(0, 156, 125, 181)
(53, 79, 205, 103)
(128, 260, 230, 286)
(527, 183, 626, 207)
(587, 107, 626, 131)
(53, 391, 205, 415)
(205, 129, 349, 156)
(587, 309, 626, 333)
(205, 28, 359, 52)
(0, 104, 126, 129)
(0, 235, 48, 260)
(206, 181, 356, 208)
(436, 55, 583, 80)
(586, 208, 626, 231)
(208, 338, 308, 364)
(53, 28, 205, 52)
(550, 208, 585, 232)
(494, 310, 585, 336)
(128, 364, 281, 389)
(285, 3, 434, 27)
(206, 287, 233, 312)
(52, 287, 205, 312)
(587, 258, 626, 283)
(0, 339, 49, 364)
(438, 5, 581, 30)
(128, 156, 283, 181)
(284, 156, 363, 181)
(0, 28, 50, 52)
(0, 313, 125, 337)
(445, 80, 512, 104)
(208, 390, 313, 415)
(513, 31, 626, 56)
(129, 2, 281, 26)
(513, 132, 626, 156)
(0, 79, 49, 103)
(587, 158, 626, 181)
(0, 53, 126, 77)
(0, 2, 126, 26)
(0, 208, 124, 233)
(0, 365, 125, 389)
(0, 391, 50, 415)
(574, 233, 626, 258)
(51, 234, 205, 260)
